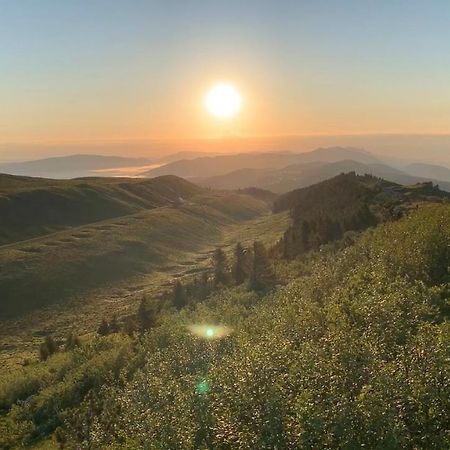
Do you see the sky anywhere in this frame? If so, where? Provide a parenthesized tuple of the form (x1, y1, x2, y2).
(1, 0, 450, 159)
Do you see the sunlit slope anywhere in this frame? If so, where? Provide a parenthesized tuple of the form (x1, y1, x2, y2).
(0, 174, 203, 245)
(0, 191, 268, 319)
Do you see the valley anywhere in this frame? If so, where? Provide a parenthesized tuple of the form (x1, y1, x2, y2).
(0, 174, 289, 370)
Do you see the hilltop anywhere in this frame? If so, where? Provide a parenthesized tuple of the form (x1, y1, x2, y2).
(0, 174, 202, 245)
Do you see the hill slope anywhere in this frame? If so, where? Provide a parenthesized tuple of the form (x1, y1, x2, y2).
(0, 188, 269, 319)
(1, 201, 449, 449)
(273, 172, 450, 258)
(0, 174, 202, 245)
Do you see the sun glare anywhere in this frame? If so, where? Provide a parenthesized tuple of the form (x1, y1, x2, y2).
(205, 83, 241, 118)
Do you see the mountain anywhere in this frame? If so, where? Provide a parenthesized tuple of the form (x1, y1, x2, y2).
(0, 173, 203, 245)
(405, 162, 450, 182)
(193, 159, 450, 193)
(141, 147, 381, 178)
(0, 154, 153, 178)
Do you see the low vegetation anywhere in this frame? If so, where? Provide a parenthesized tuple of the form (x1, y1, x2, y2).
(1, 173, 449, 449)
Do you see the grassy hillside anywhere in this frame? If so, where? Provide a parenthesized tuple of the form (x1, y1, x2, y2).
(0, 189, 269, 319)
(1, 202, 448, 449)
(0, 174, 203, 245)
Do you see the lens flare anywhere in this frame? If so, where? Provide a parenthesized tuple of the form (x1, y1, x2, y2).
(196, 379, 210, 394)
(187, 324, 232, 340)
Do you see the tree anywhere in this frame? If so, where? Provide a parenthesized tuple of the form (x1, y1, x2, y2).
(109, 314, 120, 333)
(173, 281, 187, 310)
(137, 297, 157, 332)
(199, 272, 210, 300)
(39, 335, 57, 361)
(250, 241, 276, 293)
(65, 333, 81, 350)
(233, 242, 248, 285)
(124, 315, 137, 336)
(97, 318, 110, 336)
(213, 247, 229, 286)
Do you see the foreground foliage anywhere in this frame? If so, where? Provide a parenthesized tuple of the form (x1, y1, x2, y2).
(1, 204, 450, 449)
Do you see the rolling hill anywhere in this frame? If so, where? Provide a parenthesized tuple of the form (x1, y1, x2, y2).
(0, 175, 271, 319)
(0, 174, 203, 245)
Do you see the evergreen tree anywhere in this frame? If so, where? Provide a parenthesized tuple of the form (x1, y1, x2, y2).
(213, 247, 229, 286)
(124, 315, 136, 336)
(39, 335, 57, 361)
(137, 297, 157, 332)
(65, 333, 81, 350)
(97, 318, 110, 336)
(109, 314, 120, 333)
(250, 241, 276, 293)
(199, 272, 210, 300)
(173, 281, 187, 309)
(233, 242, 248, 284)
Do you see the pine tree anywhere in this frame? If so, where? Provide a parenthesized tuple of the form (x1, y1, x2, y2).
(39, 342, 49, 361)
(109, 314, 120, 333)
(65, 332, 81, 350)
(213, 247, 228, 286)
(199, 272, 210, 300)
(124, 315, 136, 336)
(137, 296, 157, 332)
(233, 242, 248, 284)
(173, 281, 187, 310)
(250, 241, 276, 293)
(97, 318, 110, 336)
(39, 335, 57, 361)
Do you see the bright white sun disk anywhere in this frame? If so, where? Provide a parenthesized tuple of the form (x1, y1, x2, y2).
(206, 84, 241, 118)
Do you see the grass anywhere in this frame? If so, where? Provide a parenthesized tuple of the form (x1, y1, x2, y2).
(0, 188, 288, 372)
(0, 174, 204, 245)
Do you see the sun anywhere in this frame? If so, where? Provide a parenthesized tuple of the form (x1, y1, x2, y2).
(205, 83, 241, 118)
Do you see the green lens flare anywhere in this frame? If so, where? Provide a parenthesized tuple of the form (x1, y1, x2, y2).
(187, 324, 232, 340)
(196, 380, 210, 394)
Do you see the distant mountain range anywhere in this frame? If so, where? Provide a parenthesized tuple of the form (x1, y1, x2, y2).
(141, 147, 450, 193)
(0, 154, 153, 178)
(2, 148, 450, 194)
(141, 147, 381, 178)
(192, 159, 450, 193)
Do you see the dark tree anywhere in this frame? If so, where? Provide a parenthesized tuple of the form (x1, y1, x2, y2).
(109, 314, 120, 333)
(250, 241, 276, 293)
(199, 272, 210, 300)
(124, 315, 137, 336)
(137, 296, 157, 332)
(233, 242, 248, 285)
(173, 281, 187, 310)
(213, 247, 229, 286)
(97, 318, 110, 336)
(65, 333, 81, 350)
(39, 335, 57, 361)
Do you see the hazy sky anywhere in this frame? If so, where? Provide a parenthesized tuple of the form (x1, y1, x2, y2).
(1, 0, 450, 151)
